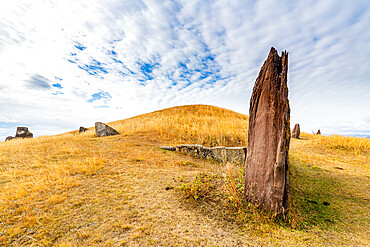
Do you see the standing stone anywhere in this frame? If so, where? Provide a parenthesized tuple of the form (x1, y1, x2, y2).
(79, 126, 89, 133)
(316, 129, 321, 135)
(244, 47, 291, 217)
(292, 124, 300, 139)
(15, 127, 33, 138)
(95, 122, 120, 137)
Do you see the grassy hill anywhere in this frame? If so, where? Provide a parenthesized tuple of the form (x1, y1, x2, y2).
(0, 105, 369, 246)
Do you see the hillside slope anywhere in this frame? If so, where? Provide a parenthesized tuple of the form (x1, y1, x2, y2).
(0, 105, 369, 246)
(110, 104, 249, 147)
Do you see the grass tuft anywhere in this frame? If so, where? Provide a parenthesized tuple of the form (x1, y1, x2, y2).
(178, 174, 214, 201)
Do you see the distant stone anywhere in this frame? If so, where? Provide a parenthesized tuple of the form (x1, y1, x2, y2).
(5, 136, 14, 141)
(79, 126, 89, 133)
(244, 47, 290, 217)
(4, 127, 33, 141)
(95, 122, 120, 137)
(316, 129, 321, 135)
(292, 123, 300, 138)
(15, 127, 33, 138)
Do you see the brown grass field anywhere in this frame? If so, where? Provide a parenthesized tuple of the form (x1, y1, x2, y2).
(0, 105, 369, 246)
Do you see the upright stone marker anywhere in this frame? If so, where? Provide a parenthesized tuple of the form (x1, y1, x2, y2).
(292, 123, 300, 139)
(245, 47, 291, 217)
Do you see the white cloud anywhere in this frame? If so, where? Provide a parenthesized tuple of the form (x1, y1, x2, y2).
(0, 0, 370, 140)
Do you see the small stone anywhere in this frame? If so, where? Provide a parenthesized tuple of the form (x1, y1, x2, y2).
(79, 126, 89, 133)
(95, 122, 120, 137)
(5, 136, 14, 141)
(15, 127, 33, 138)
(292, 123, 300, 139)
(323, 201, 330, 206)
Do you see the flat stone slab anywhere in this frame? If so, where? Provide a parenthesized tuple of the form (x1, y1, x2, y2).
(159, 146, 176, 151)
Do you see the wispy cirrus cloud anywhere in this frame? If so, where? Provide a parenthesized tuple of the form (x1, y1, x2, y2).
(87, 91, 112, 103)
(25, 74, 51, 90)
(0, 0, 369, 140)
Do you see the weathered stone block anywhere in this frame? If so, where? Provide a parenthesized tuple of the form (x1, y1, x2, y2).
(224, 147, 247, 164)
(15, 127, 33, 138)
(95, 122, 120, 137)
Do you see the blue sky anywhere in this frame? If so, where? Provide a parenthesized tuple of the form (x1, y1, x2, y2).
(0, 0, 369, 140)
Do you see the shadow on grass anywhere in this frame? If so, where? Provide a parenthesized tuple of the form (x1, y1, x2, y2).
(176, 153, 369, 241)
(288, 155, 369, 231)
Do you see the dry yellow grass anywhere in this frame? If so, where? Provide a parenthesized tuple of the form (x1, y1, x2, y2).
(0, 104, 369, 246)
(111, 104, 249, 147)
(313, 134, 370, 152)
